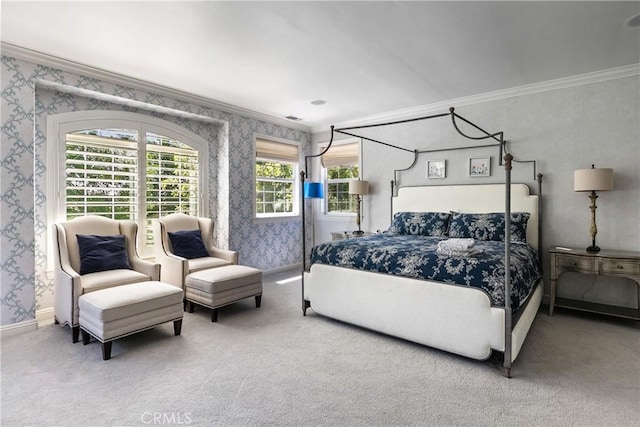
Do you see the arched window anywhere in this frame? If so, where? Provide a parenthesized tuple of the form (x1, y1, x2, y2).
(47, 111, 209, 257)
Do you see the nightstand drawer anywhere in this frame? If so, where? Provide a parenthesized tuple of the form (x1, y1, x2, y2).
(600, 259, 640, 275)
(556, 255, 594, 270)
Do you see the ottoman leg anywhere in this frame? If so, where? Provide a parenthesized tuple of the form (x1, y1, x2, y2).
(211, 309, 218, 323)
(255, 295, 262, 308)
(72, 325, 80, 343)
(102, 341, 112, 361)
(81, 329, 91, 345)
(174, 319, 183, 336)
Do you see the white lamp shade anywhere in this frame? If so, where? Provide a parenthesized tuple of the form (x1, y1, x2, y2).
(574, 168, 614, 192)
(349, 180, 369, 195)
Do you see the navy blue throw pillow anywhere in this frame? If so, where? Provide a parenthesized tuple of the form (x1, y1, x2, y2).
(448, 212, 530, 243)
(168, 229, 210, 259)
(77, 234, 131, 275)
(388, 212, 451, 236)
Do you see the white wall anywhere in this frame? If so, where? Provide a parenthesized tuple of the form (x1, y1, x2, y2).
(312, 74, 640, 304)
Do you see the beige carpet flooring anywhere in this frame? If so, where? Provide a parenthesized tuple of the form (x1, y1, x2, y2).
(1, 269, 639, 426)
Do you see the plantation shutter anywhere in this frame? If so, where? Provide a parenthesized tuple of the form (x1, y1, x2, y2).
(65, 132, 138, 220)
(256, 138, 299, 163)
(321, 142, 359, 168)
(145, 134, 199, 219)
(145, 132, 200, 246)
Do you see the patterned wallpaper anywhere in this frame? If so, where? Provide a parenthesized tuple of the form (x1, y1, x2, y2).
(1, 55, 310, 326)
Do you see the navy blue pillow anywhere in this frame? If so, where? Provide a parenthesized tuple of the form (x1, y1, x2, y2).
(168, 229, 210, 259)
(448, 212, 530, 243)
(77, 234, 131, 275)
(388, 212, 451, 236)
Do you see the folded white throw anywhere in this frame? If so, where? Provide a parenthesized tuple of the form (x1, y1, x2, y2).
(437, 238, 475, 251)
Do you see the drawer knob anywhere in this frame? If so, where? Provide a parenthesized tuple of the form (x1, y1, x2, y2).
(572, 262, 577, 266)
(617, 265, 624, 270)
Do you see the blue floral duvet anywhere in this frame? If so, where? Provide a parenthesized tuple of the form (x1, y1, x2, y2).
(310, 234, 542, 311)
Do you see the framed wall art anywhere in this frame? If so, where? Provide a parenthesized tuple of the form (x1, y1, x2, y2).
(468, 157, 490, 177)
(427, 160, 446, 179)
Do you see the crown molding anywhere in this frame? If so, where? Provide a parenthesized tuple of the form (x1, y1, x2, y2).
(314, 63, 640, 133)
(3, 42, 636, 136)
(1, 42, 311, 132)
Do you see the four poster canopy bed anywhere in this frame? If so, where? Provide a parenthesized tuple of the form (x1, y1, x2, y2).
(300, 108, 544, 377)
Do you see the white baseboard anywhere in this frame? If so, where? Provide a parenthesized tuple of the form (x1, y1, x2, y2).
(0, 319, 38, 337)
(0, 308, 56, 338)
(36, 307, 55, 326)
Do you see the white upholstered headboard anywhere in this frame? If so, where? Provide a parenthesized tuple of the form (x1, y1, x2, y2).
(392, 184, 540, 250)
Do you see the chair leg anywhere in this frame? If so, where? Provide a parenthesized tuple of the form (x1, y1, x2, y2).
(183, 300, 188, 312)
(211, 309, 218, 323)
(81, 329, 91, 345)
(188, 301, 195, 313)
(72, 326, 80, 343)
(255, 295, 262, 308)
(174, 319, 182, 336)
(102, 341, 112, 360)
(54, 318, 60, 325)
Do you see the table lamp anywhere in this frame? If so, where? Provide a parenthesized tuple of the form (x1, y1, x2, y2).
(574, 165, 614, 253)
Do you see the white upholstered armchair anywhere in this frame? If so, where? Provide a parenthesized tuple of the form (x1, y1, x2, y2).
(152, 213, 237, 289)
(53, 216, 160, 343)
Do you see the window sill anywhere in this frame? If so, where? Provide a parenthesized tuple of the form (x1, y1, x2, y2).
(254, 215, 301, 224)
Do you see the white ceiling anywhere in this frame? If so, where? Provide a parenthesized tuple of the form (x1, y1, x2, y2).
(2, 1, 639, 131)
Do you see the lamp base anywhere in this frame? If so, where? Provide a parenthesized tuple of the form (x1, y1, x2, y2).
(586, 245, 601, 253)
(352, 230, 365, 236)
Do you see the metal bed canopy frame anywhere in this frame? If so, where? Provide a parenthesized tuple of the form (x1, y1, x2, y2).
(300, 107, 543, 377)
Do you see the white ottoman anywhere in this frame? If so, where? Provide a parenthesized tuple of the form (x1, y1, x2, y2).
(78, 281, 184, 360)
(185, 265, 262, 322)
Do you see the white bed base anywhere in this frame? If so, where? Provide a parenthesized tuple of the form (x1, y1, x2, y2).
(304, 184, 542, 371)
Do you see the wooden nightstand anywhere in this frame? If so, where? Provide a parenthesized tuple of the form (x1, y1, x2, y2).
(549, 247, 640, 320)
(331, 231, 373, 241)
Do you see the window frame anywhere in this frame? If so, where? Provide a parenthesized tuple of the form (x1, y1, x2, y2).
(47, 110, 209, 258)
(323, 166, 361, 215)
(319, 139, 362, 216)
(253, 134, 302, 221)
